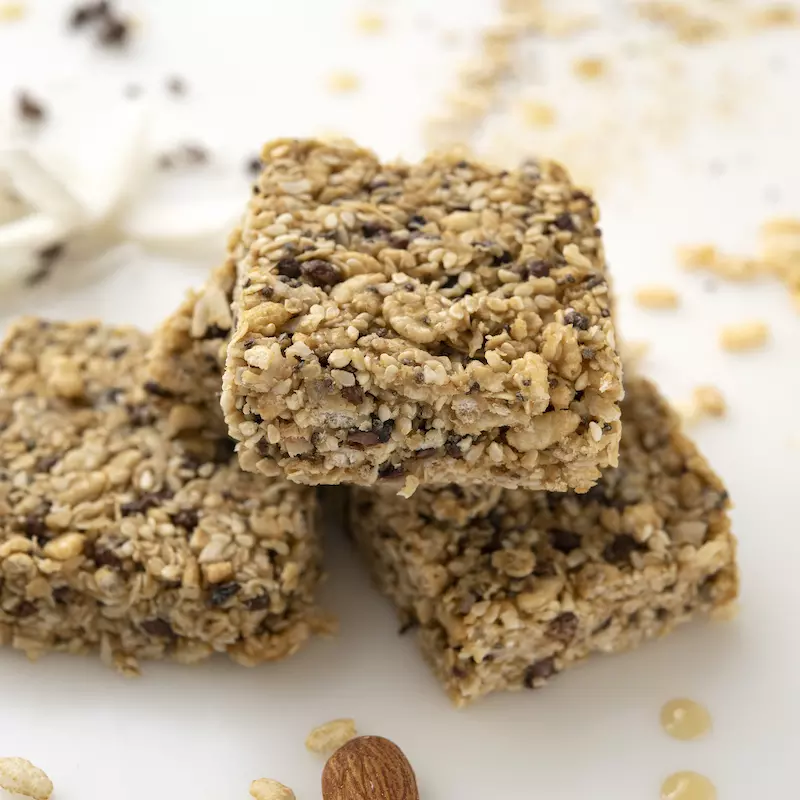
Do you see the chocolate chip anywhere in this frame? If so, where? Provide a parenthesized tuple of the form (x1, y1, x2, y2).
(245, 594, 271, 611)
(34, 455, 59, 473)
(548, 612, 578, 642)
(523, 657, 556, 688)
(413, 447, 437, 459)
(12, 601, 36, 618)
(170, 508, 198, 532)
(378, 463, 405, 479)
(140, 618, 174, 638)
(361, 221, 389, 238)
(603, 534, 641, 564)
(143, 380, 173, 398)
(563, 309, 590, 330)
(445, 436, 464, 459)
(301, 259, 342, 287)
(341, 385, 364, 405)
(549, 529, 581, 554)
(407, 214, 427, 230)
(491, 250, 513, 266)
(275, 257, 301, 278)
(16, 91, 46, 123)
(23, 515, 50, 543)
(553, 212, 575, 231)
(52, 586, 71, 605)
(93, 548, 122, 569)
(209, 581, 240, 607)
(347, 430, 381, 447)
(525, 260, 550, 278)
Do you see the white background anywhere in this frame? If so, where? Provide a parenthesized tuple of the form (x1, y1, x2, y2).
(1, 1, 800, 799)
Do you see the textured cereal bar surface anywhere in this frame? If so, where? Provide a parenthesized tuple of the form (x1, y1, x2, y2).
(349, 376, 737, 705)
(223, 138, 623, 491)
(0, 319, 322, 673)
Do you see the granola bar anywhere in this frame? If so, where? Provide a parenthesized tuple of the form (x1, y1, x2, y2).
(223, 138, 623, 491)
(349, 376, 738, 705)
(0, 319, 322, 673)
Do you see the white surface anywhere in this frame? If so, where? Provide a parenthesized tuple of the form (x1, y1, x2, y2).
(1, 2, 799, 799)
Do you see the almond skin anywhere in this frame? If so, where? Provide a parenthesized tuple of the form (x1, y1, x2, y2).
(321, 735, 419, 800)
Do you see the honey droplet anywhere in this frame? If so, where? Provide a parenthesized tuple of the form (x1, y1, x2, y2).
(661, 771, 716, 800)
(660, 698, 712, 741)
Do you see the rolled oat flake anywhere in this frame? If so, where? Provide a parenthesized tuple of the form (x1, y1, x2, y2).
(0, 757, 53, 800)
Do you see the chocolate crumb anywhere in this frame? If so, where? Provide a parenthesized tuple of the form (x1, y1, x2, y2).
(16, 90, 46, 123)
(140, 618, 174, 638)
(526, 260, 551, 278)
(143, 380, 173, 398)
(301, 260, 342, 287)
(548, 612, 578, 642)
(549, 528, 582, 554)
(23, 515, 50, 543)
(276, 257, 302, 279)
(564, 309, 590, 330)
(170, 508, 199, 532)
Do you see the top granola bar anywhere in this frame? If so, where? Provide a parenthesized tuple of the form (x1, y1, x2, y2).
(223, 139, 623, 491)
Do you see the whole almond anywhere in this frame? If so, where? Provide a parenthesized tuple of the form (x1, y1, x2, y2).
(321, 735, 419, 800)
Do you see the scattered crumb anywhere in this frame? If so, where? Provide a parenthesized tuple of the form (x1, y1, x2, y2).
(0, 2, 25, 23)
(748, 4, 798, 29)
(678, 244, 718, 270)
(719, 320, 769, 352)
(398, 474, 420, 499)
(326, 71, 360, 93)
(15, 91, 46, 123)
(305, 718, 357, 755)
(166, 75, 187, 96)
(519, 100, 557, 128)
(572, 56, 607, 81)
(249, 779, 295, 800)
(0, 757, 53, 800)
(156, 143, 210, 170)
(693, 385, 727, 418)
(25, 243, 66, 287)
(68, 1, 108, 28)
(710, 600, 740, 622)
(633, 285, 680, 309)
(97, 13, 129, 46)
(355, 11, 385, 34)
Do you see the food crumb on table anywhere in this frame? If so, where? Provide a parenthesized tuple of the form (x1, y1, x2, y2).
(718, 320, 770, 352)
(305, 718, 358, 755)
(249, 778, 296, 800)
(633, 285, 681, 309)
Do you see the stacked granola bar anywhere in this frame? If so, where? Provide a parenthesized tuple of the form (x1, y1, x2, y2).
(0, 139, 737, 699)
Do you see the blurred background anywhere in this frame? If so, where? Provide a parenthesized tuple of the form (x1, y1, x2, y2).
(1, 2, 799, 799)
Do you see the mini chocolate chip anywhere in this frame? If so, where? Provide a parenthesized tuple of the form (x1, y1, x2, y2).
(52, 586, 71, 605)
(347, 430, 381, 447)
(445, 437, 464, 459)
(526, 260, 550, 278)
(140, 618, 174, 638)
(35, 455, 59, 473)
(23, 515, 50, 542)
(143, 380, 173, 398)
(361, 221, 389, 237)
(301, 259, 342, 287)
(341, 385, 364, 405)
(523, 657, 556, 688)
(171, 508, 199, 532)
(209, 581, 240, 607)
(245, 594, 271, 611)
(93, 548, 122, 569)
(201, 324, 229, 340)
(413, 447, 437, 459)
(603, 534, 641, 564)
(553, 212, 575, 231)
(563, 309, 590, 330)
(549, 529, 582, 554)
(12, 601, 37, 618)
(16, 91, 46, 123)
(492, 250, 513, 266)
(378, 463, 405, 479)
(548, 612, 579, 642)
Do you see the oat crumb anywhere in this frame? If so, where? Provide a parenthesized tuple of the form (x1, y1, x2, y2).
(305, 718, 357, 754)
(0, 2, 25, 22)
(398, 474, 420, 499)
(0, 757, 53, 800)
(520, 100, 557, 128)
(749, 4, 797, 29)
(719, 320, 769, 352)
(678, 244, 718, 270)
(634, 285, 680, 309)
(356, 11, 385, 34)
(327, 71, 360, 93)
(693, 385, 727, 418)
(573, 56, 607, 81)
(250, 778, 296, 800)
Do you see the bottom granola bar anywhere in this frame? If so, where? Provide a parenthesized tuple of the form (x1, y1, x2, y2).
(349, 375, 738, 705)
(0, 319, 322, 673)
